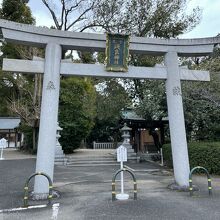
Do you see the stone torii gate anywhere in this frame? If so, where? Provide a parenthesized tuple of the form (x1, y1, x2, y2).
(0, 19, 219, 196)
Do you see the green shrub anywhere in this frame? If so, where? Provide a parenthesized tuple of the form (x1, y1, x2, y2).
(163, 142, 220, 174)
(59, 77, 96, 154)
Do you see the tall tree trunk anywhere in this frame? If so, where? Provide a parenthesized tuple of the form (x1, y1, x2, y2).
(32, 73, 42, 151)
(32, 127, 36, 151)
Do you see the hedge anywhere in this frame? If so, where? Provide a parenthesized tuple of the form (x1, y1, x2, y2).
(163, 142, 220, 175)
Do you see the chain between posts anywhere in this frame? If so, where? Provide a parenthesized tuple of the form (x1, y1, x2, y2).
(112, 168, 137, 201)
(189, 166, 212, 196)
(23, 172, 53, 207)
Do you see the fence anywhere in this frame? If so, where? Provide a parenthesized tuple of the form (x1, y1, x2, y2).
(93, 141, 122, 149)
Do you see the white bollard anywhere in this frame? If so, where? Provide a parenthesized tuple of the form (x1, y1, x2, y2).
(0, 146, 4, 160)
(0, 138, 7, 160)
(160, 148, 164, 166)
(120, 161, 124, 194)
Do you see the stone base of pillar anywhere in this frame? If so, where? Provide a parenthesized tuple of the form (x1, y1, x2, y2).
(30, 190, 60, 200)
(167, 182, 198, 192)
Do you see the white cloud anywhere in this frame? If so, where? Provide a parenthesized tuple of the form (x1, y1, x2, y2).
(181, 0, 220, 38)
(32, 10, 54, 28)
(28, 0, 54, 27)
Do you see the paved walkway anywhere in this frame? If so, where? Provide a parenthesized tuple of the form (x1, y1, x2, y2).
(0, 148, 36, 160)
(1, 148, 114, 160)
(1, 149, 220, 219)
(66, 149, 116, 158)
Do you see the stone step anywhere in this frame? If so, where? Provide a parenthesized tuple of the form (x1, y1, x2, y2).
(127, 150, 136, 153)
(55, 157, 67, 165)
(128, 155, 141, 162)
(55, 156, 65, 160)
(67, 158, 114, 163)
(140, 153, 160, 161)
(66, 155, 118, 166)
(67, 160, 116, 165)
(128, 156, 140, 160)
(66, 158, 118, 167)
(67, 163, 118, 167)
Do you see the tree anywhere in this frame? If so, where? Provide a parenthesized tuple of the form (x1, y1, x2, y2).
(59, 77, 96, 153)
(0, 0, 35, 64)
(93, 0, 201, 36)
(43, 0, 201, 36)
(0, 0, 43, 151)
(0, 0, 34, 24)
(93, 0, 201, 120)
(41, 0, 98, 31)
(41, 0, 101, 150)
(182, 47, 220, 141)
(42, 0, 202, 144)
(87, 79, 131, 145)
(182, 74, 220, 141)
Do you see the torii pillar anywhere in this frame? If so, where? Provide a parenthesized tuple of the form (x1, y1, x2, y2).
(34, 43, 62, 197)
(165, 51, 189, 187)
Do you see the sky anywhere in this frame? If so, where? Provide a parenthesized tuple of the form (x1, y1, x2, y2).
(1, 0, 220, 39)
(181, 0, 220, 38)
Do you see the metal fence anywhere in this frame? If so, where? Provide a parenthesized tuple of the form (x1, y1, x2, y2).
(93, 141, 122, 149)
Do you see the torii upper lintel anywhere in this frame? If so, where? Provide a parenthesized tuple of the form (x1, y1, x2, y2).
(0, 19, 219, 56)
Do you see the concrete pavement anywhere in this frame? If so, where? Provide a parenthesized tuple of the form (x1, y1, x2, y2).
(0, 148, 36, 160)
(1, 149, 220, 219)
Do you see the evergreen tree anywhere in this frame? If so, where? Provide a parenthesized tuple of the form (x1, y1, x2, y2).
(0, 0, 40, 151)
(182, 47, 220, 141)
(59, 77, 96, 153)
(0, 0, 34, 24)
(43, 0, 210, 144)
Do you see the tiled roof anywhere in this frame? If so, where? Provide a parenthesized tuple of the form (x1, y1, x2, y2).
(121, 109, 145, 120)
(0, 117, 21, 129)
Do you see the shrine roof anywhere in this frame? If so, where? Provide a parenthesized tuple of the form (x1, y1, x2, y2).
(0, 117, 21, 129)
(121, 109, 145, 121)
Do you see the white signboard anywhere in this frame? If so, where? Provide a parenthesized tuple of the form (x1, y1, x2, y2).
(0, 138, 7, 148)
(117, 145, 127, 162)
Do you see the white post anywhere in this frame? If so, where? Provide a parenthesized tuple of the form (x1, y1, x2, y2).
(160, 148, 164, 166)
(0, 145, 4, 160)
(93, 141, 95, 149)
(0, 138, 7, 160)
(165, 51, 190, 187)
(34, 43, 62, 196)
(120, 161, 124, 194)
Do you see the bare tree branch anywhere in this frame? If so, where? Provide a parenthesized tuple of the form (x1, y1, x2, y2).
(42, 0, 61, 29)
(60, 0, 65, 30)
(66, 2, 95, 30)
(80, 24, 103, 32)
(66, 0, 84, 15)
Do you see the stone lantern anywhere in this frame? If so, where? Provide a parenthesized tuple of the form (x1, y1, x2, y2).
(121, 123, 132, 147)
(55, 122, 65, 165)
(120, 123, 139, 162)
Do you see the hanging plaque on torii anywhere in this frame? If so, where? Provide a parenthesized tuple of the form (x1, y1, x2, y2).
(105, 33, 130, 72)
